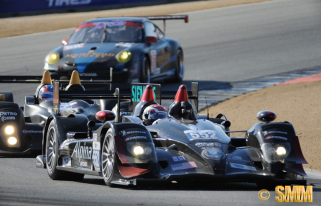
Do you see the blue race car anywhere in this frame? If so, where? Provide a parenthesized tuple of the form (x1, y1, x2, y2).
(44, 15, 188, 90)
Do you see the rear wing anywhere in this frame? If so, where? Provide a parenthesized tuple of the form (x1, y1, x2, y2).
(130, 82, 198, 113)
(145, 15, 188, 34)
(52, 82, 132, 121)
(52, 81, 199, 122)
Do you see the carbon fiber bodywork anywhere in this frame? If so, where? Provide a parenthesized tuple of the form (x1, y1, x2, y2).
(36, 83, 307, 187)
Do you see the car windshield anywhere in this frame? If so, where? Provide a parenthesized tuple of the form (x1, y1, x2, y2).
(68, 20, 143, 44)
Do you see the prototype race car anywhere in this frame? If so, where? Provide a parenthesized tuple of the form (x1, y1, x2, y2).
(44, 15, 188, 90)
(36, 82, 308, 188)
(0, 71, 115, 155)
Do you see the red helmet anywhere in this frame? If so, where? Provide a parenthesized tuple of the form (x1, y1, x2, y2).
(142, 104, 167, 125)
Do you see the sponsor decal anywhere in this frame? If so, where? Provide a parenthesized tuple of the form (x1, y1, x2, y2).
(63, 43, 84, 50)
(131, 85, 157, 102)
(62, 156, 71, 167)
(155, 138, 166, 141)
(265, 136, 287, 141)
(156, 53, 170, 67)
(263, 131, 287, 136)
(124, 136, 147, 142)
(65, 51, 115, 59)
(150, 50, 157, 73)
(119, 130, 146, 137)
(172, 156, 186, 162)
(80, 161, 88, 167)
(195, 142, 221, 147)
(92, 142, 101, 171)
(202, 148, 224, 160)
(0, 112, 17, 122)
(1, 116, 15, 122)
(115, 43, 134, 47)
(184, 130, 217, 141)
(23, 130, 42, 134)
(93, 133, 98, 142)
(230, 163, 256, 171)
(275, 186, 313, 202)
(92, 150, 100, 171)
(79, 73, 97, 77)
(106, 20, 126, 27)
(93, 142, 100, 150)
(0, 112, 17, 116)
(48, 0, 91, 7)
(71, 142, 92, 162)
(170, 161, 197, 171)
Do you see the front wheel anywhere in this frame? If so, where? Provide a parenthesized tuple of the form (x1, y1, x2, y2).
(102, 129, 117, 186)
(46, 120, 85, 181)
(139, 56, 151, 83)
(174, 50, 184, 82)
(46, 121, 65, 180)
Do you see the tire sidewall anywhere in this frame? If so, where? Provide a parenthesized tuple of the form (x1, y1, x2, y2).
(139, 56, 150, 83)
(102, 130, 116, 186)
(46, 120, 60, 179)
(175, 50, 184, 82)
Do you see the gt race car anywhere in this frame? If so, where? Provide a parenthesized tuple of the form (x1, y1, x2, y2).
(0, 71, 115, 155)
(35, 82, 307, 188)
(44, 15, 188, 90)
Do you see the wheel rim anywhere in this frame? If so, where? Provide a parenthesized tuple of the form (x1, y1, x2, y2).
(46, 128, 56, 173)
(102, 136, 114, 180)
(142, 58, 150, 83)
(177, 52, 184, 79)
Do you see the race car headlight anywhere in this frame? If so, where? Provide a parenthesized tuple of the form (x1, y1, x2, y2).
(133, 145, 152, 156)
(116, 51, 131, 63)
(5, 125, 14, 135)
(7, 137, 17, 146)
(46, 52, 60, 65)
(261, 143, 290, 163)
(133, 146, 144, 155)
(276, 146, 286, 156)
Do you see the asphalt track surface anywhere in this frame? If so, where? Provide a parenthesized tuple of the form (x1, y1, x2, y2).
(0, 0, 321, 205)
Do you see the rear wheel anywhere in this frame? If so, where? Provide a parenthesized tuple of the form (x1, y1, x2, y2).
(102, 129, 117, 186)
(139, 56, 150, 83)
(174, 50, 184, 82)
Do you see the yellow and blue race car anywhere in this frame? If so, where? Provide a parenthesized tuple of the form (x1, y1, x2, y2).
(44, 15, 188, 90)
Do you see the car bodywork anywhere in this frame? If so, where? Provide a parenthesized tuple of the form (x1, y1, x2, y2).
(0, 71, 114, 155)
(44, 15, 188, 90)
(36, 82, 307, 187)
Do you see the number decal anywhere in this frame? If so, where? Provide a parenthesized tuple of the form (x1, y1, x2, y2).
(184, 130, 217, 141)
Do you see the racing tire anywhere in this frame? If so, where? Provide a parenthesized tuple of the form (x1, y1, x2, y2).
(102, 129, 117, 186)
(46, 120, 85, 181)
(174, 50, 184, 82)
(46, 120, 66, 180)
(139, 56, 151, 83)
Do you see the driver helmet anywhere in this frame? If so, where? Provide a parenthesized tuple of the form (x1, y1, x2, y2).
(38, 85, 54, 102)
(142, 104, 167, 125)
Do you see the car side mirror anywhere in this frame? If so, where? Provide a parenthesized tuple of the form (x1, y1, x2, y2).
(146, 36, 158, 44)
(61, 38, 69, 45)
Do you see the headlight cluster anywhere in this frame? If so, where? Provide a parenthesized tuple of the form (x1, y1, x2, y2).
(116, 51, 131, 63)
(1, 124, 19, 147)
(133, 145, 152, 156)
(261, 143, 290, 163)
(5, 125, 14, 135)
(46, 52, 60, 65)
